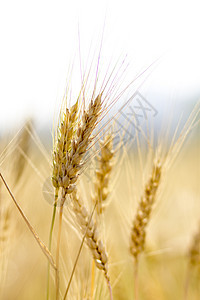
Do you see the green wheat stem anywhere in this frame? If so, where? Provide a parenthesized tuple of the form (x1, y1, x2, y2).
(46, 189, 58, 300)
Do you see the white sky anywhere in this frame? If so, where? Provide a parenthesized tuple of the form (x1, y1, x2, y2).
(0, 0, 200, 133)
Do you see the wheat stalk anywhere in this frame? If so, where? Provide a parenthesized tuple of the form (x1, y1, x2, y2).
(130, 160, 161, 299)
(46, 99, 79, 300)
(52, 94, 102, 299)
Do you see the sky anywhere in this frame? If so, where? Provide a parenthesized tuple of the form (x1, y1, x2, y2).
(0, 0, 200, 134)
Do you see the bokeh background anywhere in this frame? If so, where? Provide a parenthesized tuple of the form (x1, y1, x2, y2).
(0, 0, 200, 135)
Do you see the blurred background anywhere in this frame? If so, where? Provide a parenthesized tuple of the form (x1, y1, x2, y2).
(0, 0, 200, 138)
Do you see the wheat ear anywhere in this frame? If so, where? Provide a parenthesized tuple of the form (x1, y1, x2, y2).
(52, 94, 102, 197)
(93, 133, 114, 215)
(130, 160, 162, 261)
(72, 190, 113, 300)
(52, 99, 79, 191)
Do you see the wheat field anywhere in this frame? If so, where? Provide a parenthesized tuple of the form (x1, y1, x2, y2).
(0, 56, 199, 300)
